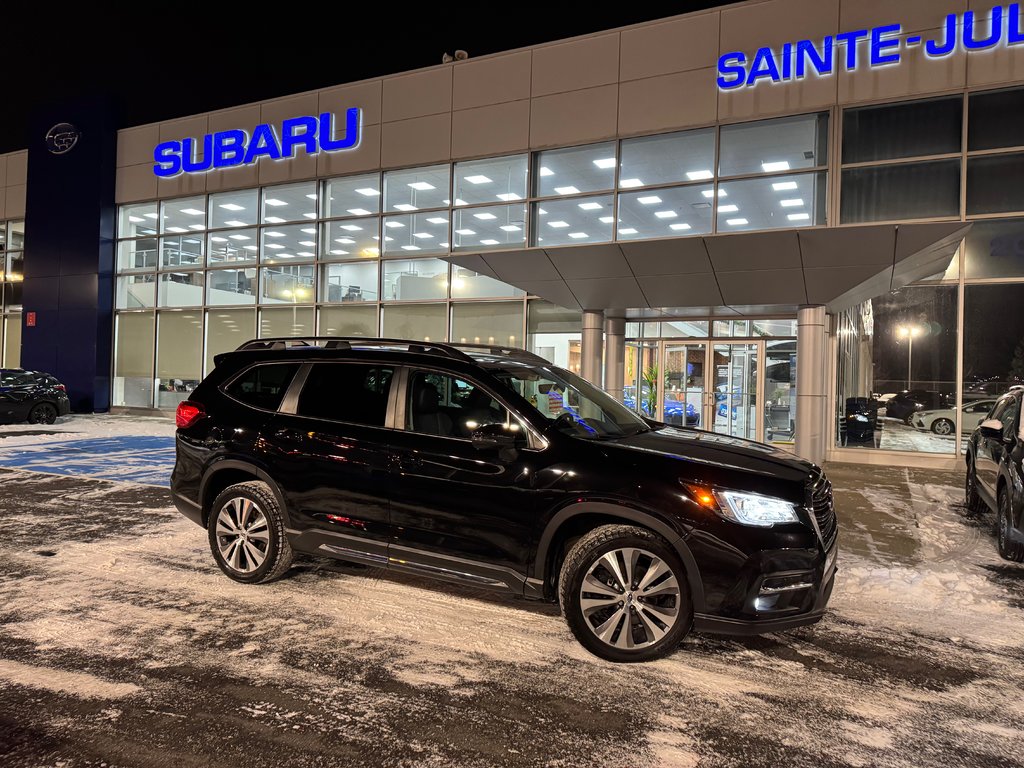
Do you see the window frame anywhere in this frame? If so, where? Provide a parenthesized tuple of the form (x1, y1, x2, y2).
(280, 360, 399, 430)
(220, 361, 304, 414)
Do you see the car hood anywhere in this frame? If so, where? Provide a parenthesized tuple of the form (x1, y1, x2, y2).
(598, 426, 818, 485)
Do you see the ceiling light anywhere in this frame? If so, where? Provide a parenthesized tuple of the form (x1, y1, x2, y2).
(619, 178, 643, 188)
(464, 175, 492, 184)
(788, 213, 811, 221)
(264, 198, 288, 206)
(537, 208, 547, 215)
(265, 231, 285, 237)
(144, 212, 159, 219)
(335, 237, 356, 245)
(670, 223, 692, 231)
(408, 181, 436, 191)
(638, 196, 662, 205)
(330, 249, 350, 256)
(599, 216, 615, 224)
(762, 161, 791, 173)
(473, 212, 497, 220)
(166, 226, 187, 233)
(496, 193, 521, 201)
(654, 210, 678, 219)
(302, 213, 316, 219)
(264, 216, 285, 224)
(347, 208, 371, 216)
(228, 234, 250, 241)
(180, 208, 204, 216)
(726, 218, 749, 226)
(780, 199, 805, 208)
(592, 158, 616, 169)
(340, 224, 363, 231)
(539, 167, 554, 177)
(385, 221, 405, 228)
(686, 170, 714, 181)
(210, 236, 228, 243)
(306, 193, 318, 200)
(426, 217, 448, 224)
(578, 202, 603, 211)
(480, 239, 499, 245)
(299, 241, 316, 247)
(393, 203, 417, 211)
(568, 232, 589, 239)
(455, 229, 476, 236)
(454, 198, 467, 206)
(772, 181, 799, 191)
(500, 225, 521, 232)
(413, 232, 434, 239)
(301, 228, 316, 234)
(355, 187, 380, 196)
(297, 251, 314, 258)
(218, 203, 245, 213)
(440, 242, 450, 248)
(128, 215, 144, 223)
(718, 205, 739, 214)
(548, 221, 569, 228)
(619, 228, 638, 235)
(188, 224, 205, 230)
(554, 186, 580, 195)
(702, 189, 727, 199)
(243, 245, 258, 251)
(401, 245, 421, 251)
(266, 243, 285, 249)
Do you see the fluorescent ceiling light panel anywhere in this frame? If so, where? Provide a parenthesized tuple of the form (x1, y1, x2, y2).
(401, 245, 421, 251)
(669, 223, 692, 231)
(578, 202, 603, 211)
(480, 239, 499, 245)
(568, 232, 588, 239)
(228, 234, 250, 241)
(592, 158, 616, 169)
(264, 198, 288, 206)
(384, 221, 405, 228)
(413, 232, 434, 239)
(772, 181, 799, 191)
(618, 228, 638, 235)
(539, 167, 554, 177)
(686, 170, 714, 181)
(499, 225, 521, 232)
(393, 204, 417, 212)
(473, 212, 497, 220)
(426, 217, 448, 224)
(654, 210, 678, 219)
(355, 188, 380, 196)
(718, 205, 739, 214)
(218, 203, 245, 211)
(726, 218, 749, 226)
(265, 231, 285, 237)
(619, 178, 643, 188)
(788, 213, 811, 221)
(180, 208, 204, 216)
(553, 186, 580, 195)
(780, 199, 805, 208)
(548, 221, 569, 228)
(455, 229, 476, 236)
(599, 216, 615, 224)
(762, 161, 791, 173)
(638, 196, 662, 205)
(496, 193, 521, 201)
(340, 224, 363, 231)
(347, 208, 371, 216)
(263, 216, 285, 224)
(408, 181, 435, 191)
(702, 190, 727, 199)
(464, 175, 492, 184)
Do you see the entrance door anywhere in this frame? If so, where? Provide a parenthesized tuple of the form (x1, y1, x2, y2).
(711, 343, 759, 440)
(662, 342, 707, 428)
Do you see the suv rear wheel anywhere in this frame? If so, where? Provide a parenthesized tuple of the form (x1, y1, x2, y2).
(559, 524, 692, 663)
(28, 403, 57, 425)
(997, 489, 1024, 562)
(208, 481, 294, 584)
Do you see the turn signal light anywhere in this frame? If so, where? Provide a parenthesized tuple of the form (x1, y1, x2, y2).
(682, 483, 719, 511)
(175, 400, 206, 429)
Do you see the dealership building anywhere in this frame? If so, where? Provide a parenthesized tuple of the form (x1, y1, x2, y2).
(5, 0, 1024, 469)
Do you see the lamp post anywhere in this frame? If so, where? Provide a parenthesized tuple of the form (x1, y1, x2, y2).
(896, 324, 921, 390)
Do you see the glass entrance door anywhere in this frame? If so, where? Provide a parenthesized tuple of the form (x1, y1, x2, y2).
(624, 340, 658, 418)
(663, 343, 707, 428)
(764, 339, 797, 446)
(711, 343, 759, 440)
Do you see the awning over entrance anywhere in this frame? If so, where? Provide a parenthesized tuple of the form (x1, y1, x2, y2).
(446, 222, 970, 318)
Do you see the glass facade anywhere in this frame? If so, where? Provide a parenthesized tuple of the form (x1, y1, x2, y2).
(1, 219, 24, 368)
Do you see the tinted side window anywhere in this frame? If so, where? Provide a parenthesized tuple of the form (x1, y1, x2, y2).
(297, 364, 394, 427)
(406, 370, 508, 438)
(225, 363, 300, 411)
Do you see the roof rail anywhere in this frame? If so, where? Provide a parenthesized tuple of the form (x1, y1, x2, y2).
(448, 343, 550, 365)
(233, 336, 475, 362)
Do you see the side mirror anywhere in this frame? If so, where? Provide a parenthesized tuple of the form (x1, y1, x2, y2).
(471, 422, 522, 452)
(979, 418, 1004, 440)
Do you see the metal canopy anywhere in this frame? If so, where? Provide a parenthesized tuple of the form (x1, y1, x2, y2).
(445, 222, 970, 318)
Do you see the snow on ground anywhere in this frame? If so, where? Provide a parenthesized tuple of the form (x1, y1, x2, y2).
(0, 413, 175, 447)
(0, 421, 1023, 766)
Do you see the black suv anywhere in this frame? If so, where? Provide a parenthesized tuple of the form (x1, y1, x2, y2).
(0, 369, 71, 425)
(171, 338, 838, 662)
(966, 387, 1024, 562)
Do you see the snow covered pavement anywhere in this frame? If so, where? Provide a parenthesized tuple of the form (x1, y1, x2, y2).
(0, 419, 1023, 766)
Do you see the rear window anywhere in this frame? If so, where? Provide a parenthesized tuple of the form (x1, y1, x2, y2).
(225, 363, 300, 411)
(297, 363, 394, 427)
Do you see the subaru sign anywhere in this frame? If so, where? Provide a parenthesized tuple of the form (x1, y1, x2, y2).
(153, 108, 362, 177)
(718, 4, 1024, 90)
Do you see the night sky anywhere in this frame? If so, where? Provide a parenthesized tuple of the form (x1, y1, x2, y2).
(3, 3, 728, 155)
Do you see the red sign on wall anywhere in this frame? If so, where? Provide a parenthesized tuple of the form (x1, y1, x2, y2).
(25, 312, 36, 327)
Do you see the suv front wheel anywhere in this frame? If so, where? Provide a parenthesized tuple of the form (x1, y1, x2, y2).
(208, 481, 294, 584)
(559, 524, 692, 663)
(997, 489, 1024, 562)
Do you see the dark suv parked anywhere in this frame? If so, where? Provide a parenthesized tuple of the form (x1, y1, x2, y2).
(0, 369, 71, 425)
(966, 387, 1024, 562)
(171, 338, 838, 662)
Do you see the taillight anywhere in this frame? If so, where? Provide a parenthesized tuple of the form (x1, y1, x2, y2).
(56, 384, 66, 392)
(176, 400, 206, 429)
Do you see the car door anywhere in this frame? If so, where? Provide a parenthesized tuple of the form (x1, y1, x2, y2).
(385, 366, 558, 592)
(978, 395, 1018, 498)
(262, 361, 397, 565)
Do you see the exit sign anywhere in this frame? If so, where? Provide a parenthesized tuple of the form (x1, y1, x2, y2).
(25, 312, 36, 327)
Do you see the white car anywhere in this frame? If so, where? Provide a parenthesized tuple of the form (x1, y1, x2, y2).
(912, 400, 996, 435)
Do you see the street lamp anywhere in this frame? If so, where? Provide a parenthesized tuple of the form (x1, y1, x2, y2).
(896, 324, 921, 390)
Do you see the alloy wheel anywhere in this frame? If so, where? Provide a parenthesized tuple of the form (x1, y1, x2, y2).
(215, 497, 270, 574)
(579, 547, 680, 650)
(29, 404, 57, 424)
(933, 419, 953, 436)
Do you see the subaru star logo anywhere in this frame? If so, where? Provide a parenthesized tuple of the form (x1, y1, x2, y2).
(45, 122, 80, 155)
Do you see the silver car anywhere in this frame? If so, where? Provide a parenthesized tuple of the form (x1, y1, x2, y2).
(912, 399, 996, 435)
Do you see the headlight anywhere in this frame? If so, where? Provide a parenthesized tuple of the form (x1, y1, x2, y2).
(713, 490, 801, 527)
(849, 414, 869, 423)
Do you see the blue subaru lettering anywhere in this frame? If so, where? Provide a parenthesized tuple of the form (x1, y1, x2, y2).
(746, 47, 781, 86)
(926, 14, 958, 57)
(835, 29, 868, 69)
(212, 130, 247, 169)
(242, 124, 282, 165)
(716, 52, 747, 90)
(181, 135, 213, 173)
(963, 7, 1003, 50)
(153, 141, 183, 178)
(319, 109, 361, 152)
(870, 24, 902, 66)
(795, 38, 833, 78)
(1010, 3, 1024, 45)
(280, 116, 319, 159)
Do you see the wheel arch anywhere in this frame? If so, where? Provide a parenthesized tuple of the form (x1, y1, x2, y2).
(534, 501, 705, 613)
(199, 460, 290, 528)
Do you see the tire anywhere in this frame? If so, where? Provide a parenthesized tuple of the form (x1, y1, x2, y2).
(997, 488, 1024, 563)
(965, 459, 986, 516)
(208, 481, 293, 584)
(28, 403, 58, 425)
(558, 524, 692, 663)
(931, 418, 954, 436)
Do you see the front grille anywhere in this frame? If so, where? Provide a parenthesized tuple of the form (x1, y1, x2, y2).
(809, 473, 838, 552)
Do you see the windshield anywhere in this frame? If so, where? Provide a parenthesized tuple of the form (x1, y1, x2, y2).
(489, 363, 650, 440)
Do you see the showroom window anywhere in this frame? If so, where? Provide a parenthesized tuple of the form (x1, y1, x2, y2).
(841, 97, 963, 223)
(1, 219, 24, 368)
(966, 87, 1024, 216)
(527, 301, 581, 373)
(964, 218, 1024, 279)
(963, 284, 1024, 407)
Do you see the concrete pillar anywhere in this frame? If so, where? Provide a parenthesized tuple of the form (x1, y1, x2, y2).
(581, 310, 604, 387)
(603, 316, 626, 401)
(796, 305, 828, 465)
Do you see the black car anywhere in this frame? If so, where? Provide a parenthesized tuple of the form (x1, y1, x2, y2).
(0, 369, 71, 425)
(884, 389, 953, 424)
(966, 387, 1024, 562)
(171, 338, 838, 663)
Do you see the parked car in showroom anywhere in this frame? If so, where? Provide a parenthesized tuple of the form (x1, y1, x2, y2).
(0, 369, 71, 425)
(623, 386, 700, 427)
(171, 337, 837, 663)
(912, 399, 996, 436)
(965, 387, 1024, 562)
(884, 390, 954, 425)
